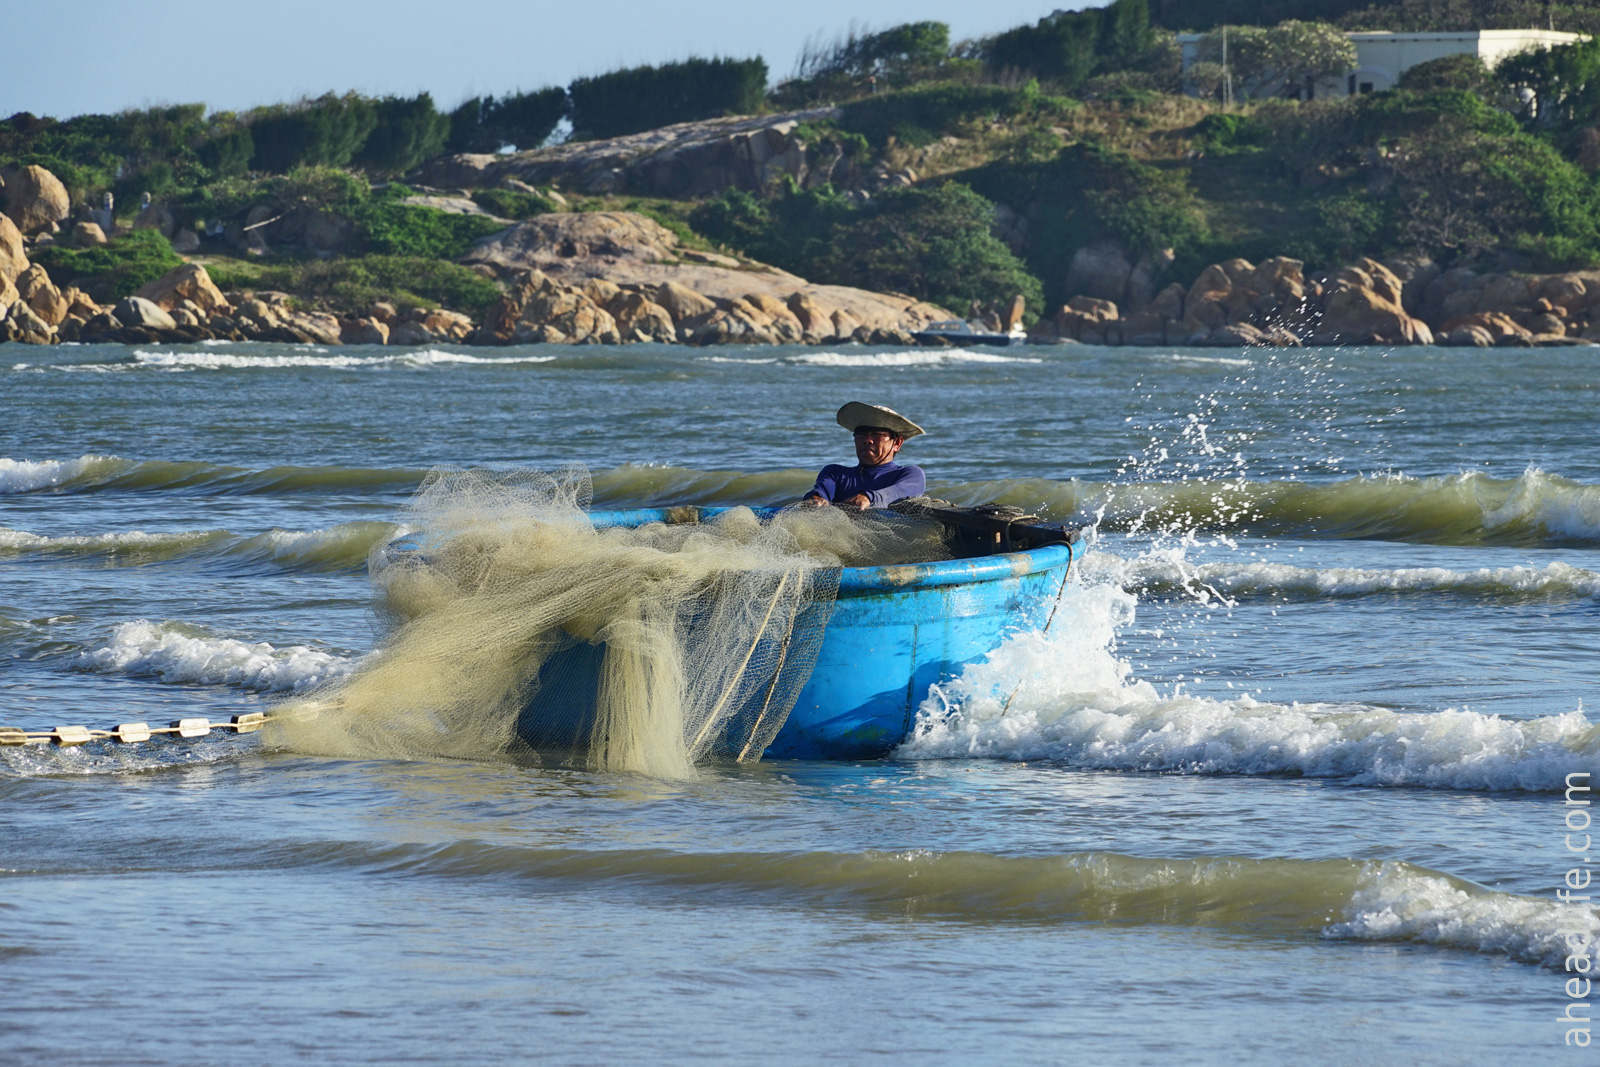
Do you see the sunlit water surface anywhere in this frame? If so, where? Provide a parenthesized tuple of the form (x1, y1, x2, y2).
(2, 340, 1598, 1065)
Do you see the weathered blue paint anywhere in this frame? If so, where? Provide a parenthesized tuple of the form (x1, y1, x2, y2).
(584, 508, 1075, 760)
(769, 545, 1072, 758)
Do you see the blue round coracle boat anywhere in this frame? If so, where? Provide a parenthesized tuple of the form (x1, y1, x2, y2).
(560, 506, 1080, 760)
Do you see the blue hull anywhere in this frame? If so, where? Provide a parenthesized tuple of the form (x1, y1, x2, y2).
(766, 550, 1072, 758)
(518, 509, 1076, 761)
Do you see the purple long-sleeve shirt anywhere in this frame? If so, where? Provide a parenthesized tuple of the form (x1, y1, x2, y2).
(806, 462, 926, 507)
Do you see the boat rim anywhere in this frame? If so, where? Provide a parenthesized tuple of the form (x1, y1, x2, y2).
(585, 506, 1076, 594)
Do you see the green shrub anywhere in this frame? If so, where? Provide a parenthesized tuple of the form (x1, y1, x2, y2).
(1253, 90, 1600, 264)
(1194, 112, 1266, 150)
(247, 93, 378, 173)
(839, 84, 1069, 146)
(198, 120, 254, 179)
(821, 182, 1043, 313)
(1312, 194, 1386, 262)
(31, 230, 183, 302)
(211, 255, 502, 314)
(568, 56, 768, 140)
(0, 105, 220, 204)
(353, 199, 508, 258)
(1396, 53, 1496, 95)
(691, 180, 1041, 313)
(470, 188, 555, 219)
(965, 141, 1208, 305)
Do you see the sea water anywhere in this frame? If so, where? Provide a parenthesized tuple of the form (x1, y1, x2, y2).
(2, 340, 1597, 1064)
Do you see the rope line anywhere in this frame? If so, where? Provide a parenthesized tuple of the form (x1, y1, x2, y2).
(0, 713, 272, 747)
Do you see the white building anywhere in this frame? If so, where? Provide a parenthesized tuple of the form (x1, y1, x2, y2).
(1176, 29, 1585, 99)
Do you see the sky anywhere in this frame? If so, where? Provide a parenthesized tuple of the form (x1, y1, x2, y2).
(9, 1, 1097, 120)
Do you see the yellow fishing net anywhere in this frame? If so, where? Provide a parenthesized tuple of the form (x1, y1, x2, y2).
(272, 466, 948, 776)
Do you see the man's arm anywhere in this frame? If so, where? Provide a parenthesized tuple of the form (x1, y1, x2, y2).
(865, 465, 926, 507)
(805, 465, 843, 504)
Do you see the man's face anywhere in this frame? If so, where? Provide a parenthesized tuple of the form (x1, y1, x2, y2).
(853, 427, 903, 467)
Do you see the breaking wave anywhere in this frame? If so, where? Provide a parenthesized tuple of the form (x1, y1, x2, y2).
(0, 454, 423, 496)
(76, 620, 355, 693)
(0, 455, 117, 493)
(126, 348, 557, 371)
(898, 583, 1599, 792)
(1084, 551, 1600, 602)
(784, 349, 1043, 367)
(0, 521, 396, 573)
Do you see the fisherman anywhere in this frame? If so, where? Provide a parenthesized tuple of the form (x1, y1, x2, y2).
(802, 401, 926, 510)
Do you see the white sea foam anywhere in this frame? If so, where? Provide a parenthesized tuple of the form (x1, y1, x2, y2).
(129, 348, 557, 370)
(1481, 467, 1600, 542)
(78, 620, 355, 693)
(0, 455, 118, 493)
(1083, 549, 1600, 601)
(0, 527, 224, 553)
(786, 349, 1043, 367)
(1329, 862, 1600, 969)
(897, 582, 1600, 790)
(1156, 354, 1255, 367)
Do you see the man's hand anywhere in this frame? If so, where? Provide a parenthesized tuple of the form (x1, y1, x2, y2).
(840, 493, 871, 511)
(801, 495, 828, 508)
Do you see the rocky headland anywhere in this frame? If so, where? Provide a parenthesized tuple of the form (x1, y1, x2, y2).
(3, 156, 1599, 350)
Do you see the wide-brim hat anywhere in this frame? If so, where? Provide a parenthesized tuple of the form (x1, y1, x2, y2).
(836, 401, 925, 440)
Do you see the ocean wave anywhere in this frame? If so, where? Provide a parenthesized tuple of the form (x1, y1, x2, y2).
(128, 348, 558, 371)
(76, 620, 355, 692)
(1084, 468, 1600, 546)
(1155, 354, 1255, 366)
(8, 455, 1598, 547)
(0, 455, 122, 493)
(1084, 551, 1600, 602)
(897, 583, 1600, 791)
(246, 838, 1599, 970)
(931, 467, 1600, 547)
(784, 349, 1043, 367)
(0, 526, 230, 558)
(0, 454, 424, 496)
(1330, 861, 1600, 968)
(0, 520, 396, 573)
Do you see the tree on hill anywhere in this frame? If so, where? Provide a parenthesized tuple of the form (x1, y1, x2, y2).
(1395, 53, 1497, 95)
(1151, 0, 1600, 34)
(447, 88, 569, 154)
(690, 181, 1042, 313)
(1192, 21, 1356, 100)
(1151, 0, 1369, 31)
(1337, 0, 1600, 34)
(248, 93, 378, 173)
(985, 0, 1159, 92)
(567, 57, 768, 141)
(1498, 34, 1600, 126)
(354, 94, 450, 175)
(793, 21, 951, 84)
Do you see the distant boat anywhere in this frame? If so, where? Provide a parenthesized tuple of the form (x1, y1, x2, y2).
(911, 318, 1028, 347)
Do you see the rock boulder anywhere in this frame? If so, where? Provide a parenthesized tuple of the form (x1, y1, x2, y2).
(113, 296, 177, 331)
(3, 165, 70, 236)
(0, 213, 27, 282)
(134, 263, 229, 315)
(463, 211, 948, 335)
